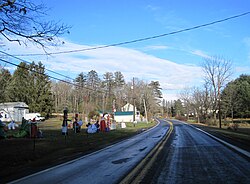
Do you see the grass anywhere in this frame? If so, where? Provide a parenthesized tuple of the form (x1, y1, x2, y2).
(0, 117, 156, 183)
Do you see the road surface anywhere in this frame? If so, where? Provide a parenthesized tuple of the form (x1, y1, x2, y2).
(145, 120, 250, 184)
(10, 120, 170, 184)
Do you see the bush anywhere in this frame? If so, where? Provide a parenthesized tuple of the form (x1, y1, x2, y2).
(228, 123, 239, 131)
(175, 115, 187, 121)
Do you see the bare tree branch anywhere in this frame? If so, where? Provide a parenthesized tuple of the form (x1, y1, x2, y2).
(0, 0, 70, 49)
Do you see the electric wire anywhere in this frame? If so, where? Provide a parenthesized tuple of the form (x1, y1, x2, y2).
(0, 50, 76, 82)
(1, 11, 249, 93)
(8, 11, 250, 56)
(0, 58, 105, 93)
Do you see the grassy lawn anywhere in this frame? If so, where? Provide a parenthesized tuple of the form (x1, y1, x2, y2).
(0, 117, 156, 182)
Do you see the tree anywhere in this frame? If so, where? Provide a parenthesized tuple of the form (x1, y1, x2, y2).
(0, 67, 12, 102)
(51, 80, 73, 113)
(179, 88, 192, 120)
(221, 75, 250, 118)
(148, 81, 163, 108)
(102, 72, 114, 110)
(113, 71, 125, 110)
(28, 62, 54, 117)
(149, 81, 162, 99)
(173, 99, 184, 117)
(6, 62, 30, 103)
(74, 72, 87, 113)
(86, 70, 101, 108)
(202, 56, 233, 128)
(0, 0, 69, 48)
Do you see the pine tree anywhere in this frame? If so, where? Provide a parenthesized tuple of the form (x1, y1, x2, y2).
(86, 70, 101, 108)
(113, 71, 125, 110)
(0, 67, 12, 103)
(102, 72, 115, 111)
(74, 72, 87, 113)
(29, 62, 54, 117)
(6, 62, 30, 103)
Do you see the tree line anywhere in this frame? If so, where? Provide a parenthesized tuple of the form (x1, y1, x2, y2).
(0, 62, 163, 119)
(171, 56, 250, 126)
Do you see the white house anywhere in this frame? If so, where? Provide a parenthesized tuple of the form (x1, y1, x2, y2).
(121, 103, 137, 112)
(114, 103, 140, 122)
(0, 102, 29, 122)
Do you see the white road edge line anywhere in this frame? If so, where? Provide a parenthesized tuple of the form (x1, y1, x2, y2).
(185, 122, 250, 159)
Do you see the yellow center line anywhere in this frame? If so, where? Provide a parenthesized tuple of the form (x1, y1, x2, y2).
(120, 120, 173, 184)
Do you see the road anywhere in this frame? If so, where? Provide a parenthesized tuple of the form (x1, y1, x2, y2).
(145, 120, 250, 184)
(10, 120, 170, 184)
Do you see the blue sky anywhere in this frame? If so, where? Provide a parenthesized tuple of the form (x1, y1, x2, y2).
(2, 0, 250, 100)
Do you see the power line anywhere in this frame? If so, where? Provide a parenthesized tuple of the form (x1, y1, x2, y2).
(0, 50, 76, 82)
(10, 11, 250, 56)
(0, 58, 105, 93)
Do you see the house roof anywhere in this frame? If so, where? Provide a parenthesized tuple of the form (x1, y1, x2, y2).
(114, 111, 133, 116)
(0, 102, 29, 109)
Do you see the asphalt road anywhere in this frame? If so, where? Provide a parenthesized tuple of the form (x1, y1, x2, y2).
(147, 120, 250, 184)
(9, 121, 170, 184)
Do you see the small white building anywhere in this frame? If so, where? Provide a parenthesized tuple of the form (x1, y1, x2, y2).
(114, 103, 140, 122)
(121, 103, 137, 112)
(0, 102, 29, 122)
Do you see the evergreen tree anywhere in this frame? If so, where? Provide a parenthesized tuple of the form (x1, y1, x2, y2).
(75, 72, 86, 89)
(87, 70, 100, 90)
(0, 67, 12, 103)
(149, 81, 162, 99)
(174, 99, 184, 117)
(6, 62, 30, 103)
(222, 75, 250, 118)
(102, 72, 115, 110)
(73, 72, 88, 113)
(29, 62, 54, 117)
(149, 81, 163, 107)
(114, 71, 125, 88)
(113, 71, 125, 110)
(86, 70, 101, 108)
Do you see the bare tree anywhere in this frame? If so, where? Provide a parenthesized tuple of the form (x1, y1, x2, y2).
(0, 0, 69, 48)
(179, 87, 192, 120)
(202, 56, 233, 128)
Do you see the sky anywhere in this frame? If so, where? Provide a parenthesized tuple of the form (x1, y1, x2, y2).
(1, 0, 250, 100)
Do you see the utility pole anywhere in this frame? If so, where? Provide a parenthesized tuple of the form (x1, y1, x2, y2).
(143, 98, 148, 123)
(132, 77, 135, 123)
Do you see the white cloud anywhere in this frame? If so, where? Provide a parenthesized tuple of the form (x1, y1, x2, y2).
(144, 45, 170, 51)
(235, 66, 250, 74)
(190, 50, 211, 59)
(145, 5, 160, 12)
(1, 38, 204, 99)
